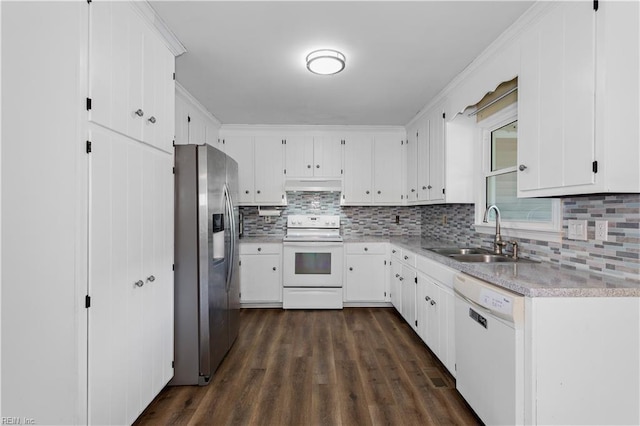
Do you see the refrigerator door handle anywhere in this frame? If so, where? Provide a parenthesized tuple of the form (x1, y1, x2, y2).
(223, 184, 235, 292)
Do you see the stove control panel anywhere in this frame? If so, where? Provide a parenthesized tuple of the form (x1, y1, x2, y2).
(287, 215, 340, 229)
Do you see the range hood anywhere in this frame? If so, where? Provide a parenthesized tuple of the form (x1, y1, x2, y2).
(284, 178, 342, 192)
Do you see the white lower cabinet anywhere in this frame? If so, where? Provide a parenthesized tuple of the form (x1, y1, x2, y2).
(239, 243, 282, 304)
(417, 273, 455, 376)
(390, 258, 403, 311)
(400, 264, 418, 331)
(344, 243, 388, 303)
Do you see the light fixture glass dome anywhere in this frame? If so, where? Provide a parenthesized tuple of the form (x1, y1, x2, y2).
(306, 49, 346, 75)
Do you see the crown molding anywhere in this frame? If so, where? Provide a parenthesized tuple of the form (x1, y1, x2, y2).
(219, 124, 406, 134)
(131, 1, 187, 57)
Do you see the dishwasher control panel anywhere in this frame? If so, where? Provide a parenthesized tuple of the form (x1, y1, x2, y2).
(479, 288, 514, 316)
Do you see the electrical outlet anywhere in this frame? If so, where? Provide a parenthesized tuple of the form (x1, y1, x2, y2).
(567, 219, 588, 241)
(595, 220, 608, 241)
(395, 215, 400, 224)
(442, 215, 447, 225)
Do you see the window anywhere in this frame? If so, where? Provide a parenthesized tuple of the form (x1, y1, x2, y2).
(475, 104, 561, 242)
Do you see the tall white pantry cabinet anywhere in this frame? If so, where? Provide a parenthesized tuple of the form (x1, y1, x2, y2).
(2, 2, 179, 424)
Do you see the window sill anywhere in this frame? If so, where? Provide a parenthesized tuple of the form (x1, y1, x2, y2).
(474, 223, 563, 244)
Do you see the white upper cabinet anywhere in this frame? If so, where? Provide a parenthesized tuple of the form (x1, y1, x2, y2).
(518, 1, 639, 196)
(174, 84, 222, 150)
(373, 133, 404, 204)
(342, 133, 374, 204)
(405, 123, 419, 202)
(89, 2, 174, 153)
(223, 132, 286, 206)
(284, 134, 343, 178)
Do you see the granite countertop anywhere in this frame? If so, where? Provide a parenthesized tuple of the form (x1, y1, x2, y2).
(388, 237, 640, 298)
(239, 236, 284, 244)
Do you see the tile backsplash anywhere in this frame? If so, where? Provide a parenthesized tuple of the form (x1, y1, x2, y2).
(241, 192, 639, 281)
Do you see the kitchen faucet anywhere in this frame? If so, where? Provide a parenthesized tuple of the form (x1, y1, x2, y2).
(483, 205, 506, 255)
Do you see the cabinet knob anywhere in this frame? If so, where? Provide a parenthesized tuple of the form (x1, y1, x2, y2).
(257, 190, 261, 194)
(134, 109, 144, 117)
(430, 300, 436, 306)
(272, 267, 276, 271)
(245, 190, 250, 194)
(134, 280, 144, 287)
(366, 190, 370, 194)
(395, 273, 400, 278)
(519, 164, 528, 171)
(364, 247, 368, 251)
(392, 249, 396, 254)
(316, 165, 320, 168)
(411, 188, 416, 192)
(349, 267, 353, 271)
(404, 255, 409, 260)
(257, 247, 261, 252)
(427, 185, 432, 189)
(148, 116, 156, 124)
(307, 165, 311, 168)
(399, 277, 404, 281)
(425, 296, 431, 301)
(377, 190, 381, 194)
(422, 186, 427, 190)
(147, 275, 155, 282)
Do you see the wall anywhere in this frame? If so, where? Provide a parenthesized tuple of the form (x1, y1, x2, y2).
(421, 194, 640, 281)
(240, 192, 422, 238)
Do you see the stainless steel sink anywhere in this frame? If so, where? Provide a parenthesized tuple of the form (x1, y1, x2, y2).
(427, 247, 493, 256)
(449, 253, 537, 263)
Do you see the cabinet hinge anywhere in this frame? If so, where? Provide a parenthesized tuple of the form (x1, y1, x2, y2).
(85, 295, 91, 308)
(284, 169, 286, 175)
(341, 169, 343, 175)
(592, 161, 598, 173)
(401, 140, 404, 145)
(173, 72, 176, 80)
(341, 140, 345, 145)
(384, 291, 387, 297)
(86, 0, 91, 4)
(172, 140, 176, 147)
(187, 115, 191, 123)
(222, 139, 225, 144)
(416, 131, 418, 138)
(415, 320, 418, 327)
(593, 0, 599, 11)
(282, 194, 285, 200)
(172, 167, 176, 174)
(239, 260, 242, 266)
(172, 264, 175, 271)
(442, 112, 446, 119)
(86, 97, 92, 111)
(384, 260, 387, 265)
(171, 361, 175, 369)
(442, 188, 446, 195)
(86, 140, 92, 153)
(414, 277, 417, 284)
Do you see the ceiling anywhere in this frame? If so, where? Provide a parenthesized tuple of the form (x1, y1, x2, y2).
(151, 1, 533, 126)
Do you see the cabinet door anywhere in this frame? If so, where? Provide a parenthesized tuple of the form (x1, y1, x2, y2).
(90, 2, 144, 141)
(416, 119, 430, 202)
(390, 261, 402, 312)
(314, 135, 343, 178)
(373, 134, 403, 204)
(406, 123, 419, 202)
(284, 135, 314, 178)
(518, 2, 596, 194)
(345, 254, 386, 302)
(401, 264, 417, 331)
(343, 134, 373, 204)
(224, 136, 254, 204)
(187, 110, 207, 145)
(254, 136, 285, 204)
(428, 107, 445, 202)
(174, 94, 190, 145)
(416, 277, 429, 343)
(240, 254, 282, 302)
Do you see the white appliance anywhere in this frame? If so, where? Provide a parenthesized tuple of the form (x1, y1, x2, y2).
(282, 215, 344, 309)
(454, 273, 525, 425)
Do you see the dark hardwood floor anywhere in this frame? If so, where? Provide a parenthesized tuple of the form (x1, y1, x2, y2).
(134, 308, 481, 425)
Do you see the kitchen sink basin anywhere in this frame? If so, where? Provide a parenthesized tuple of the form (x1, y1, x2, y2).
(449, 253, 538, 263)
(427, 247, 493, 256)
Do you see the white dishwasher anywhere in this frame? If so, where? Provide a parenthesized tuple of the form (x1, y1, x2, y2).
(454, 273, 525, 426)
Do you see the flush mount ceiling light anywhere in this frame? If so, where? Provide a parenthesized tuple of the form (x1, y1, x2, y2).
(306, 49, 346, 75)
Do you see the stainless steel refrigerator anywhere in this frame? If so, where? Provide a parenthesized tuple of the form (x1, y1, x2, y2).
(171, 144, 240, 386)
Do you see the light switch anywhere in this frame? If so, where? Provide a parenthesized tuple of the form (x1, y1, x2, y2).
(567, 219, 588, 241)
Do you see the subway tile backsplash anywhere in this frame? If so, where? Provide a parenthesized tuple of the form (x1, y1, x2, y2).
(241, 192, 639, 281)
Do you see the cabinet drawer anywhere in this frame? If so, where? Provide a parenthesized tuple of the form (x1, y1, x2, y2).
(345, 242, 387, 255)
(416, 255, 456, 289)
(400, 250, 416, 267)
(239, 243, 282, 255)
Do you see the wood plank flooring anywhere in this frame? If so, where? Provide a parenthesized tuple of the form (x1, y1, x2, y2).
(134, 308, 481, 426)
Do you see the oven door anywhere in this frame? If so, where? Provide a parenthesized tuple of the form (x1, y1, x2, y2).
(283, 242, 344, 287)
